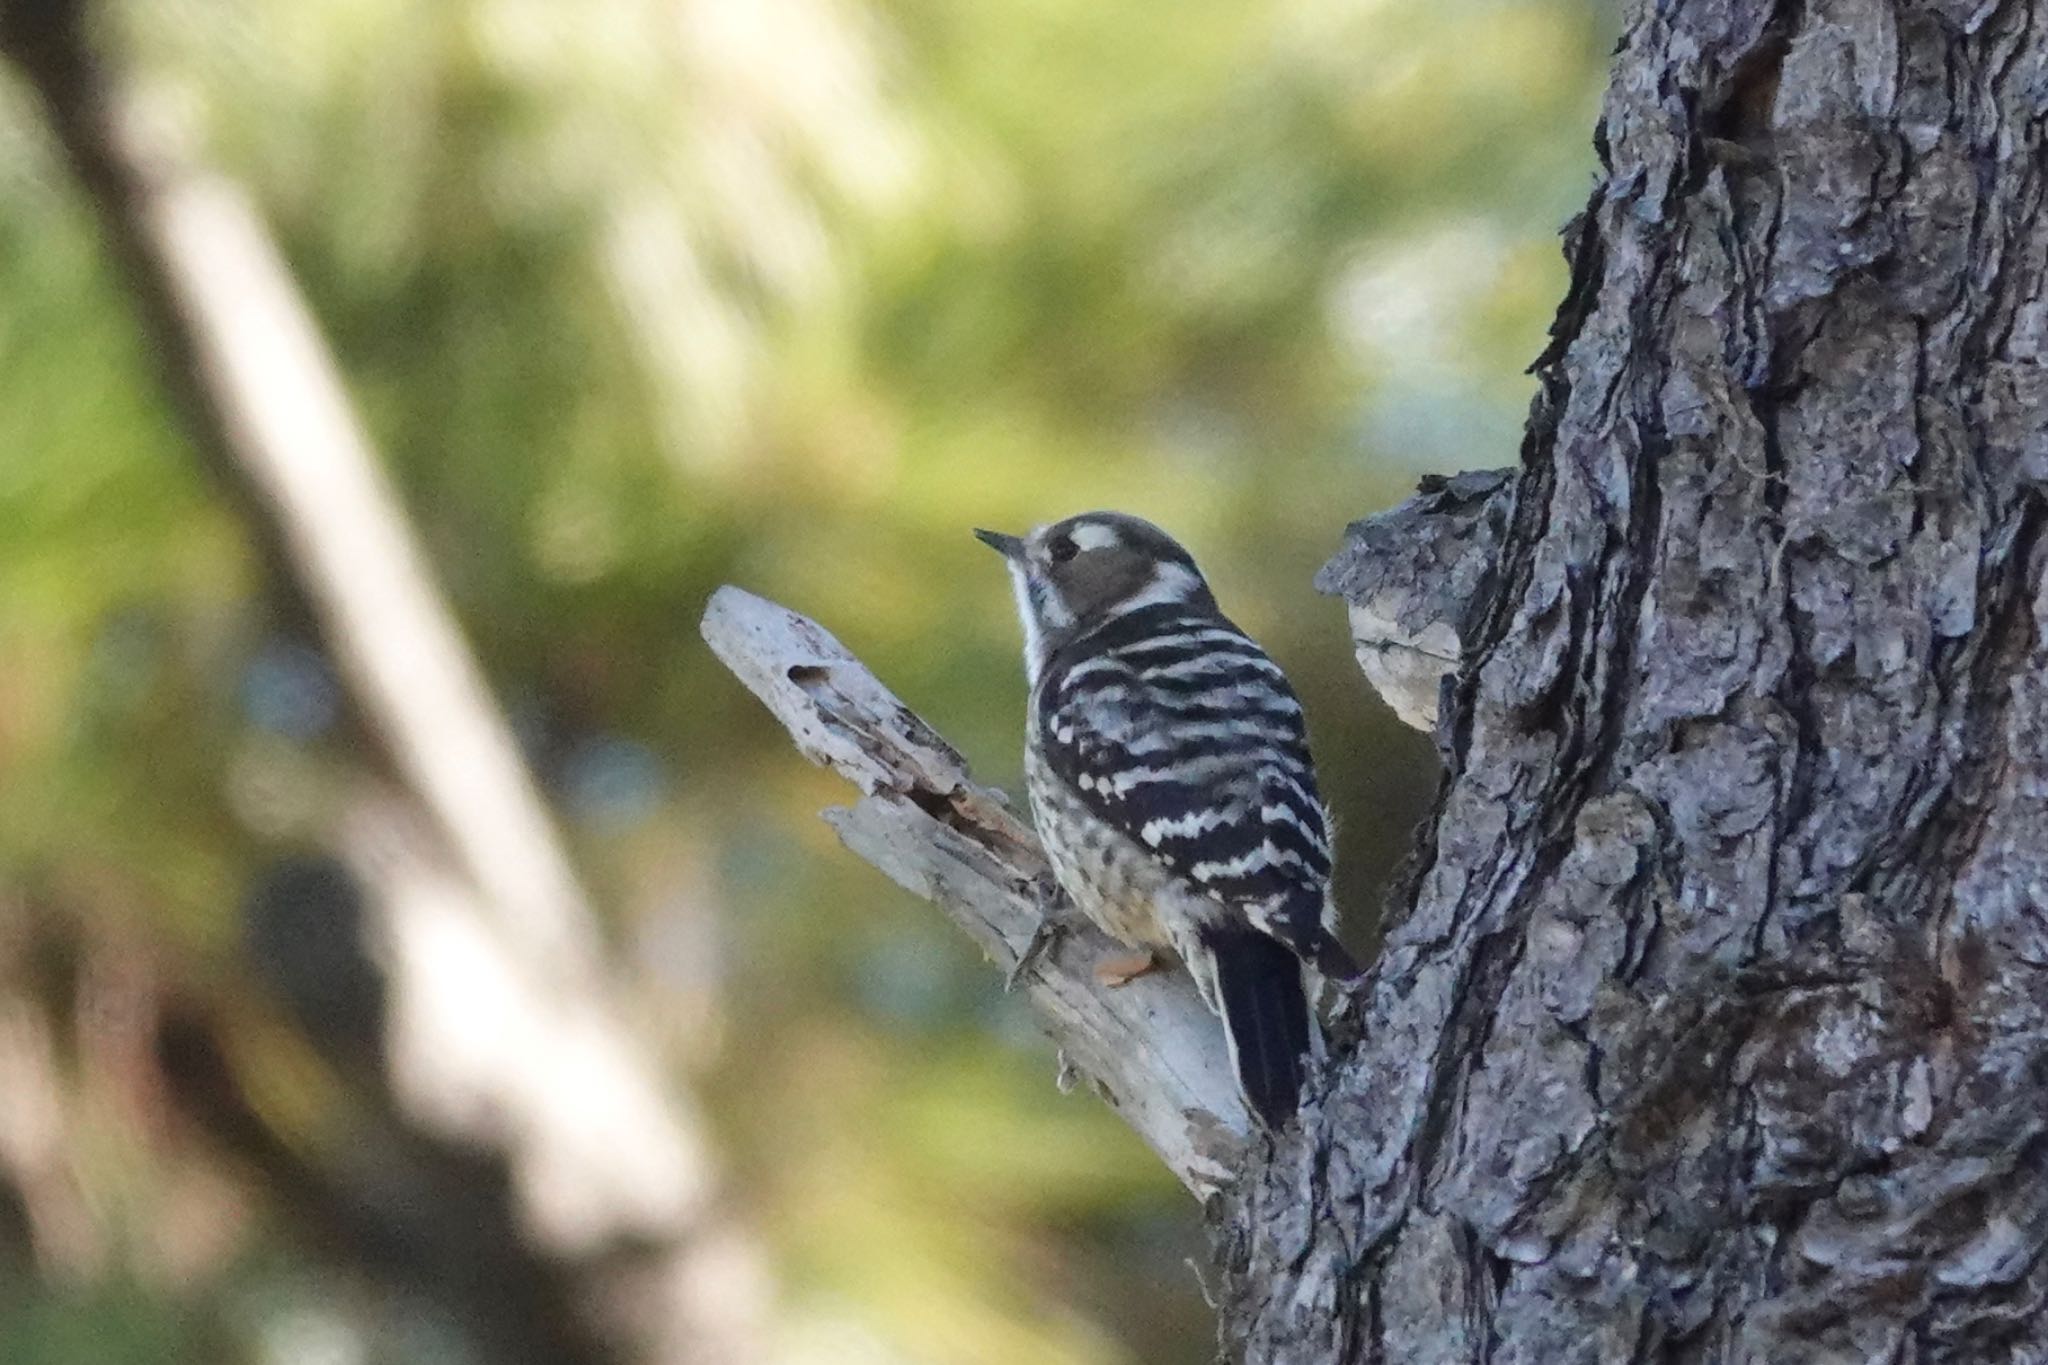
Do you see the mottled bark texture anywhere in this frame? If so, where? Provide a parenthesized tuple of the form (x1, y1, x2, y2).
(1221, 0, 2048, 1360)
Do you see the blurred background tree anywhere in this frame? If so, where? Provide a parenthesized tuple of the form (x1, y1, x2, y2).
(0, 0, 1615, 1359)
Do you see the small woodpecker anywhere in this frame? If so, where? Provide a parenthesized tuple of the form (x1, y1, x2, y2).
(977, 511, 1357, 1129)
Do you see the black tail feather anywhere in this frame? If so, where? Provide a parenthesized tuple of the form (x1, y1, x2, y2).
(1202, 926, 1312, 1130)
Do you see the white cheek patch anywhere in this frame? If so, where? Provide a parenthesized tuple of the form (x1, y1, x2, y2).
(1006, 562, 1073, 686)
(1005, 562, 1046, 684)
(1068, 522, 1122, 552)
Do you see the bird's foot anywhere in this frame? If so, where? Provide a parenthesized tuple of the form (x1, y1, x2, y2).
(1006, 878, 1075, 991)
(1093, 949, 1162, 989)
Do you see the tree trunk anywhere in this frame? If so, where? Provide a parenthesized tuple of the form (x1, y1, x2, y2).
(1220, 0, 2048, 1360)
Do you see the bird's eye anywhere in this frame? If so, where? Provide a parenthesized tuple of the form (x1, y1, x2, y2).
(1048, 536, 1079, 564)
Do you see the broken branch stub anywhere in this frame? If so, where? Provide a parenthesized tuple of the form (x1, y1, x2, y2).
(1316, 469, 1516, 732)
(699, 585, 1249, 1193)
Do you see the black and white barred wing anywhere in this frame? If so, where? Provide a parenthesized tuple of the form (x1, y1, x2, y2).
(1037, 615, 1337, 959)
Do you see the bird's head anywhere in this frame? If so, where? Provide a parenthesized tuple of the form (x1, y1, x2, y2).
(975, 511, 1216, 681)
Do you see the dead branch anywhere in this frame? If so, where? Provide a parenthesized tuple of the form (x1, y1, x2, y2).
(700, 585, 1251, 1194)
(0, 0, 591, 980)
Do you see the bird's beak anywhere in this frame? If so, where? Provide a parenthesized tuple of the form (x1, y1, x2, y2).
(974, 528, 1027, 561)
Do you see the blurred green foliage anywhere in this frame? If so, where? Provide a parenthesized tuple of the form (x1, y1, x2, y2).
(0, 0, 1612, 1359)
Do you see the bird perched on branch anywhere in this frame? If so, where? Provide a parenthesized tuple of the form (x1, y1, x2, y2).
(977, 512, 1357, 1129)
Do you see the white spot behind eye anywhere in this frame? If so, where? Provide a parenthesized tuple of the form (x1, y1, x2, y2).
(1118, 562, 1205, 612)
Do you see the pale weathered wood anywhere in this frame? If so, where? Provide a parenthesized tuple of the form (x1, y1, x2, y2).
(700, 585, 1252, 1192)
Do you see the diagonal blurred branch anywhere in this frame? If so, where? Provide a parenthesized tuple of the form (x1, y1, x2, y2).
(701, 586, 1251, 1195)
(1, 5, 766, 1359)
(216, 809, 769, 1365)
(1, 0, 590, 980)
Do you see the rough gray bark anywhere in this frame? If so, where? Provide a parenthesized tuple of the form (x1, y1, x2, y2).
(1221, 0, 2048, 1360)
